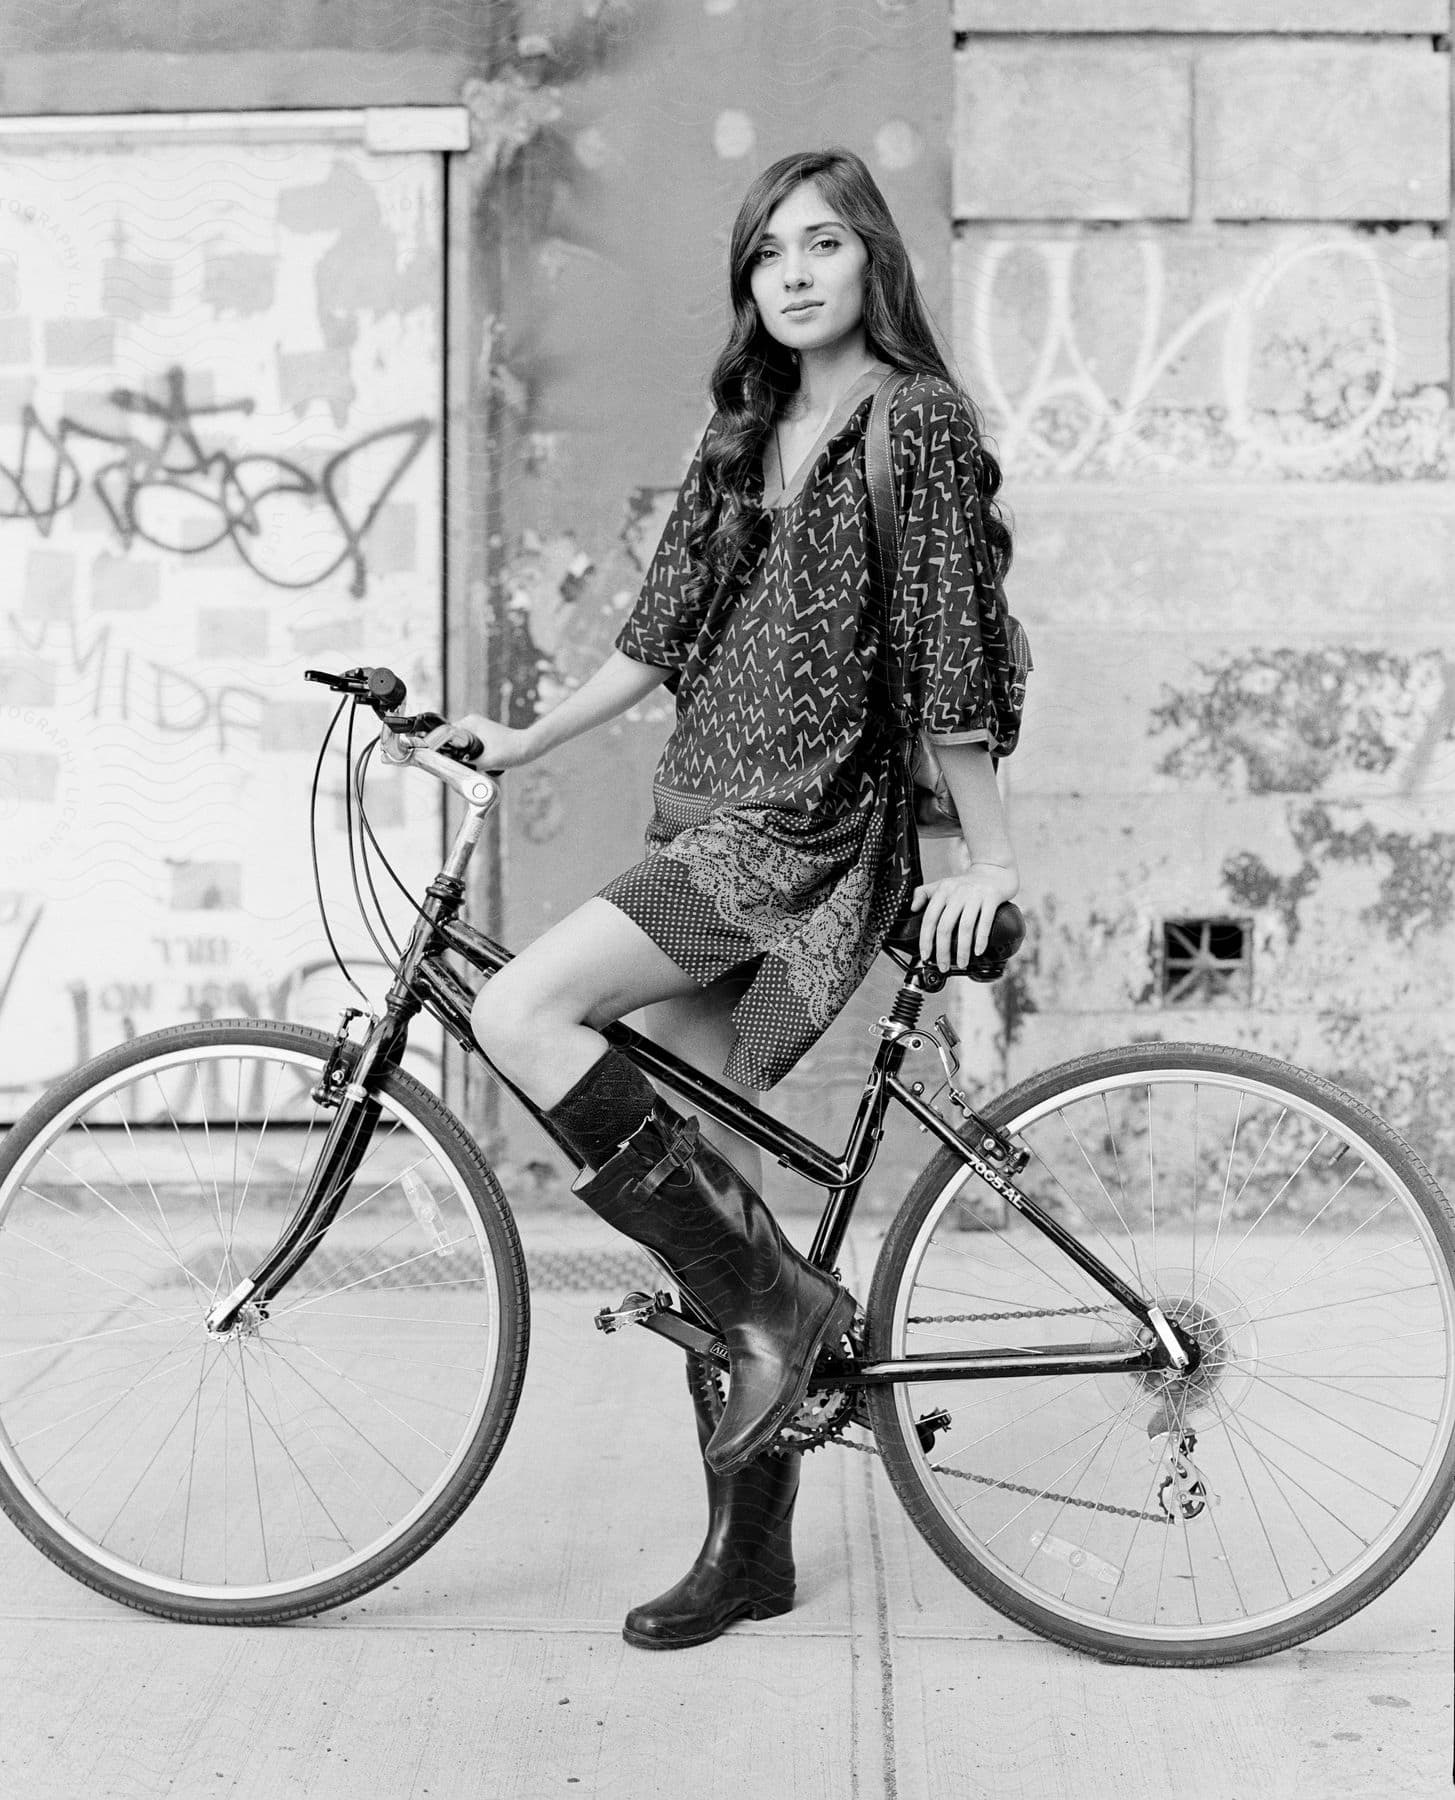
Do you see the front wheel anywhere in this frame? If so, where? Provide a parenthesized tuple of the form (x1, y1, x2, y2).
(0, 1020, 529, 1623)
(865, 1042, 1455, 1665)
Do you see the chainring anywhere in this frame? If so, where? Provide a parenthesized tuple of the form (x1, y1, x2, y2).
(687, 1316, 865, 1456)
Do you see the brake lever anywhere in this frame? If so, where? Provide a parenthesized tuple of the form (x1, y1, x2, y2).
(380, 712, 487, 767)
(304, 667, 368, 695)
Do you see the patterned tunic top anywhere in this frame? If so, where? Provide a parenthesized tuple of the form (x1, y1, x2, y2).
(599, 366, 1017, 1089)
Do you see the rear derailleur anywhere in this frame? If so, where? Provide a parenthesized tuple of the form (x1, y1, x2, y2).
(1154, 1428, 1215, 1521)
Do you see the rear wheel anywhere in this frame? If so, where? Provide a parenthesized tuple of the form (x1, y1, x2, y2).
(866, 1043, 1455, 1665)
(0, 1020, 529, 1623)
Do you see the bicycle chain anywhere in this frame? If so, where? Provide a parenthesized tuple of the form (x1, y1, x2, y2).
(832, 1420, 1172, 1525)
(906, 1303, 1116, 1325)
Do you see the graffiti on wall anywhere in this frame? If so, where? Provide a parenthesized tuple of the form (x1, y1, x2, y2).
(0, 138, 446, 1117)
(0, 892, 441, 1100)
(965, 232, 1449, 480)
(0, 367, 432, 598)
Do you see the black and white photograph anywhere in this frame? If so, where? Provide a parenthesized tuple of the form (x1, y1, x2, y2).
(0, 3, 1449, 1795)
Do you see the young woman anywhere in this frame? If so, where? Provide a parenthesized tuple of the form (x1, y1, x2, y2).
(435, 147, 1021, 1649)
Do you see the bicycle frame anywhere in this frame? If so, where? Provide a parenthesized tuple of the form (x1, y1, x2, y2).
(205, 759, 1192, 1391)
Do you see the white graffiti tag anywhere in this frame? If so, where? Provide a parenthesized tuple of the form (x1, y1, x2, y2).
(967, 234, 1399, 476)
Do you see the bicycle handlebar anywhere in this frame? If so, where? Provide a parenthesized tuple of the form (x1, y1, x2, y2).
(305, 665, 486, 766)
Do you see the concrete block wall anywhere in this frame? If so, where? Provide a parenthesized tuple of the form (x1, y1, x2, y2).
(953, 8, 1455, 1179)
(0, 3, 1445, 1199)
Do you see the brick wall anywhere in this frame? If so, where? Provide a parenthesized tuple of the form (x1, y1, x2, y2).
(953, 6, 1455, 1178)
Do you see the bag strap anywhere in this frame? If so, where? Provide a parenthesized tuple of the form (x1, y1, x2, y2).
(863, 371, 928, 891)
(864, 371, 911, 736)
(866, 372, 1013, 719)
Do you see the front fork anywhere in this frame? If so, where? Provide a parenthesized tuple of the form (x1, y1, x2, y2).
(204, 1004, 412, 1335)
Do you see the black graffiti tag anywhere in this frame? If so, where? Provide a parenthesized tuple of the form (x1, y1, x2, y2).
(0, 366, 432, 598)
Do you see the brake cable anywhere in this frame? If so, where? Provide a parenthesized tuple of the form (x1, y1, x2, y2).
(351, 734, 453, 936)
(308, 697, 372, 1006)
(351, 738, 405, 961)
(343, 707, 405, 969)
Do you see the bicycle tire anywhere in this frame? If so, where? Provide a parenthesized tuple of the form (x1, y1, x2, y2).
(0, 1019, 530, 1625)
(865, 1041, 1455, 1666)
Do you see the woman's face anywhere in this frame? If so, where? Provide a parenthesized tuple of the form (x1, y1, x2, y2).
(748, 180, 869, 360)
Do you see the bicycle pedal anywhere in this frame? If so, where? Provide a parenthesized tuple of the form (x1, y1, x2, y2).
(594, 1290, 671, 1334)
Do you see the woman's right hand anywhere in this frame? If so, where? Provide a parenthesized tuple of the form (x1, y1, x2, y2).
(421, 713, 534, 769)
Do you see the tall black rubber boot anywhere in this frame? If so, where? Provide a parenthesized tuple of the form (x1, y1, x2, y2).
(623, 1359, 801, 1650)
(547, 1049, 855, 1476)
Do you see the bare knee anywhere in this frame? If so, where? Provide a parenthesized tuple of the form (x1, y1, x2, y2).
(471, 969, 567, 1080)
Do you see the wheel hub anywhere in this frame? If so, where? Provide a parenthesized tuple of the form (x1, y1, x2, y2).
(1096, 1269, 1257, 1429)
(210, 1299, 267, 1341)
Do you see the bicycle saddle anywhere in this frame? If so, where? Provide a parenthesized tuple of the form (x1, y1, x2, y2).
(880, 899, 1026, 981)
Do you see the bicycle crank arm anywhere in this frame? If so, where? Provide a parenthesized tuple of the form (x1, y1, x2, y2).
(594, 1292, 729, 1367)
(640, 1308, 729, 1366)
(834, 1343, 1162, 1386)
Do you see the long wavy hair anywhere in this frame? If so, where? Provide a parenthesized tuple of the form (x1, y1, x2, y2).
(683, 147, 1011, 607)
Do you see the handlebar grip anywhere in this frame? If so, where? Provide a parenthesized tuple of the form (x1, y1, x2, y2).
(452, 732, 485, 764)
(366, 667, 406, 711)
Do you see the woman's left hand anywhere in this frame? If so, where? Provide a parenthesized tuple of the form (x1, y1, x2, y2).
(910, 861, 1020, 966)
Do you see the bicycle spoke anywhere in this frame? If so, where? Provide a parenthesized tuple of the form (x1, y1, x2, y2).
(15, 1159, 195, 1294)
(255, 1338, 428, 1498)
(1045, 1398, 1143, 1602)
(1029, 1111, 1144, 1292)
(1249, 1361, 1441, 1426)
(940, 1194, 1110, 1316)
(234, 1348, 273, 1583)
(275, 1253, 487, 1322)
(90, 1346, 233, 1543)
(256, 1338, 396, 1531)
(147, 1072, 234, 1304)
(1255, 1283, 1443, 1327)
(1241, 1369, 1427, 1470)
(1216, 1403, 1366, 1560)
(1147, 1086, 1158, 1280)
(76, 1121, 212, 1303)
(15, 1331, 199, 1462)
(1199, 1128, 1330, 1296)
(926, 1373, 1104, 1470)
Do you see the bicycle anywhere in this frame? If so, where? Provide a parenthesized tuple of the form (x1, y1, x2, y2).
(0, 663, 1451, 1668)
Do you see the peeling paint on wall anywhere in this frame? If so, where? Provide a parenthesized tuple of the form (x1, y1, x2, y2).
(1291, 804, 1455, 942)
(1152, 647, 1451, 792)
(1222, 850, 1320, 944)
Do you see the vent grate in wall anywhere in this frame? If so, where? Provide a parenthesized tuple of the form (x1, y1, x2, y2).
(1161, 918, 1252, 1006)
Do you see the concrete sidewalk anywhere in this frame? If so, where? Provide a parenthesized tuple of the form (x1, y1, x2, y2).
(0, 1214, 1450, 1800)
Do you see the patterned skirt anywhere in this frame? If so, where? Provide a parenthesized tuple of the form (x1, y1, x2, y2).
(597, 772, 904, 1090)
